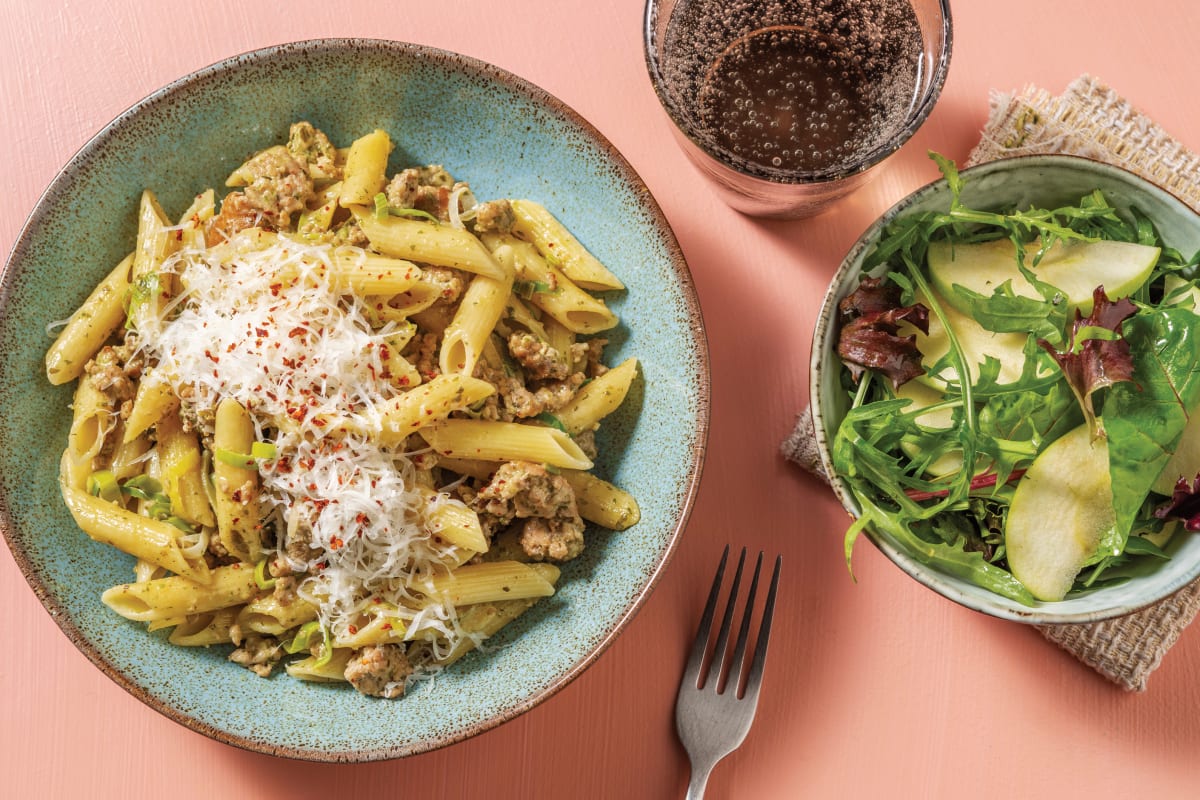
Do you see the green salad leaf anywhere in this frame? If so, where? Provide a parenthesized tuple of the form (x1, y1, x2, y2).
(1105, 308, 1200, 545)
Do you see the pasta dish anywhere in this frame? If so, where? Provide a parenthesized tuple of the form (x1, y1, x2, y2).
(45, 123, 640, 698)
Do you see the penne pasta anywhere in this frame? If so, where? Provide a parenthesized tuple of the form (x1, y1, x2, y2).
(562, 470, 641, 531)
(331, 611, 408, 649)
(483, 233, 618, 334)
(416, 561, 556, 607)
(355, 209, 507, 282)
(129, 190, 178, 329)
(133, 558, 167, 584)
(61, 475, 209, 583)
(510, 199, 624, 290)
(434, 455, 498, 482)
(109, 425, 152, 482)
(61, 474, 209, 583)
(123, 371, 178, 443)
(157, 410, 216, 528)
(372, 374, 496, 443)
(168, 607, 241, 646)
(101, 563, 259, 622)
(177, 189, 216, 250)
(505, 294, 550, 342)
(439, 264, 515, 376)
(237, 594, 319, 636)
(227, 146, 289, 187)
(286, 648, 354, 683)
(147, 615, 187, 632)
(45, 252, 134, 385)
(212, 397, 263, 563)
(423, 491, 488, 553)
(328, 250, 422, 296)
(554, 357, 639, 435)
(420, 419, 594, 470)
(543, 316, 576, 363)
(297, 181, 342, 235)
(435, 564, 560, 667)
(338, 129, 393, 206)
(65, 365, 115, 488)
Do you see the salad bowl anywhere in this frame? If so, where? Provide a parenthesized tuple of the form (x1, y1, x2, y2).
(0, 39, 708, 760)
(811, 154, 1200, 624)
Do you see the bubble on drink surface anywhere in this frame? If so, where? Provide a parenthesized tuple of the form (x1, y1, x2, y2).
(656, 0, 924, 177)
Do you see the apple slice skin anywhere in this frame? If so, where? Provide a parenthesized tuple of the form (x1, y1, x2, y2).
(928, 238, 1160, 316)
(900, 287, 1031, 389)
(895, 381, 963, 477)
(1006, 423, 1116, 602)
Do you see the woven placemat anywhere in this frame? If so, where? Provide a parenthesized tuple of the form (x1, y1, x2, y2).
(784, 75, 1200, 691)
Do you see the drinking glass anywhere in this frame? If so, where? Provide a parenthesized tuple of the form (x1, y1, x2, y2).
(643, 0, 952, 218)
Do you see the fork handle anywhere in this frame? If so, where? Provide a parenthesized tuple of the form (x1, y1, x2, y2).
(686, 762, 714, 799)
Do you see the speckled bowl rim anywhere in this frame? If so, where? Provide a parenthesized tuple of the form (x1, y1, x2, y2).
(0, 38, 710, 761)
(810, 153, 1200, 625)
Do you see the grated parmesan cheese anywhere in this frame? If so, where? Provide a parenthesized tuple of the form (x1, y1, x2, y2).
(143, 230, 470, 658)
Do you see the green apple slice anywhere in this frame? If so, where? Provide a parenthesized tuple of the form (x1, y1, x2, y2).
(899, 287, 1031, 389)
(1006, 423, 1116, 601)
(896, 380, 953, 429)
(895, 381, 964, 477)
(928, 238, 1159, 316)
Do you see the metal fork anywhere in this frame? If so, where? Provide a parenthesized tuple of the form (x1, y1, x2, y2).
(676, 546, 782, 799)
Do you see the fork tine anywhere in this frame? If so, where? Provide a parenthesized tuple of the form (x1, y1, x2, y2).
(677, 551, 782, 800)
(709, 547, 746, 691)
(742, 554, 782, 700)
(727, 552, 763, 697)
(683, 544, 729, 689)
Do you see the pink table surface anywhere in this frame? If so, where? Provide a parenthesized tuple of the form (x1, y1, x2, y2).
(4, 1, 1200, 798)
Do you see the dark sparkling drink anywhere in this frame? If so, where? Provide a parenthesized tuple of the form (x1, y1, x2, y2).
(662, 0, 926, 177)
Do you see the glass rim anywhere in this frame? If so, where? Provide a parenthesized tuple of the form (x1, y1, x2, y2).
(642, 0, 954, 185)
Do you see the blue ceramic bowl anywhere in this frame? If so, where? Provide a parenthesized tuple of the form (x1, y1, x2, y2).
(811, 155, 1200, 624)
(0, 40, 708, 760)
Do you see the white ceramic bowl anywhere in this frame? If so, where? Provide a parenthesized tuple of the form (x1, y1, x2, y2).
(811, 154, 1200, 624)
